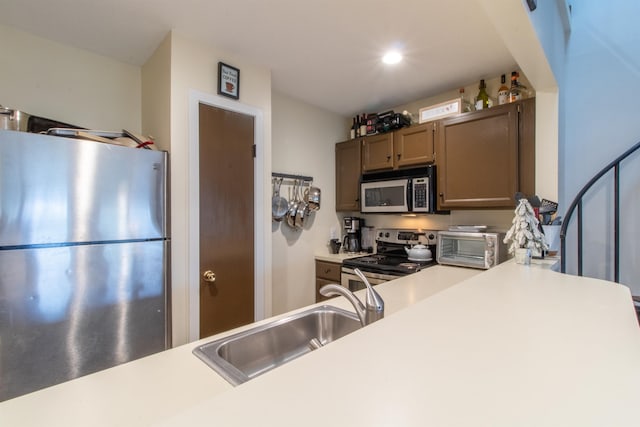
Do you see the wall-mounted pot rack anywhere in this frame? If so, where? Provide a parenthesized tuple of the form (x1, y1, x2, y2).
(271, 172, 319, 229)
(271, 172, 313, 182)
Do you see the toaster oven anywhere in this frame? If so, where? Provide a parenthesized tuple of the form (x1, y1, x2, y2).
(436, 231, 509, 269)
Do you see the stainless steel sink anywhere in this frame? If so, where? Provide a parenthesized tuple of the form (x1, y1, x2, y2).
(193, 305, 361, 385)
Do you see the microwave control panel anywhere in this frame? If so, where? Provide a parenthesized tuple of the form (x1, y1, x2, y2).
(412, 177, 430, 212)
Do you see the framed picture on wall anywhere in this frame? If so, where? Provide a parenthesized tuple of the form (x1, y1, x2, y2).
(217, 62, 240, 100)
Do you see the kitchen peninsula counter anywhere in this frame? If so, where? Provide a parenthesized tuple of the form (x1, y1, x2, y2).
(2, 261, 639, 426)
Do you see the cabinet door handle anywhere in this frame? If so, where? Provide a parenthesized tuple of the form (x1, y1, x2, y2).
(386, 155, 391, 162)
(397, 153, 401, 160)
(324, 269, 331, 274)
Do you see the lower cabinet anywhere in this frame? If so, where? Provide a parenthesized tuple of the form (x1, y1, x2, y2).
(315, 260, 341, 302)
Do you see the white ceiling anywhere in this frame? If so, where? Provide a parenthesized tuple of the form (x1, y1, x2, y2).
(0, 0, 518, 116)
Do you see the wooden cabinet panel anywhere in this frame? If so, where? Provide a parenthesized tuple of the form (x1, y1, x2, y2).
(315, 260, 341, 281)
(335, 139, 362, 211)
(394, 122, 435, 167)
(436, 103, 519, 209)
(362, 133, 393, 172)
(315, 260, 341, 302)
(518, 98, 536, 197)
(338, 99, 535, 212)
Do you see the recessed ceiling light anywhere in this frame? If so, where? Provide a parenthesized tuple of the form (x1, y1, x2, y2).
(382, 51, 402, 65)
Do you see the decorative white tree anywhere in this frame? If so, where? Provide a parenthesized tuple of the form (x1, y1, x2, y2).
(504, 198, 549, 255)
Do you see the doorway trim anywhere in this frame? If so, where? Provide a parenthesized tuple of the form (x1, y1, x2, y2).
(187, 89, 268, 341)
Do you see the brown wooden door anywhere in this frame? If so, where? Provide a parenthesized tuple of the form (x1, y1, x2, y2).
(335, 139, 362, 211)
(198, 103, 255, 338)
(436, 103, 519, 209)
(394, 122, 435, 168)
(361, 133, 394, 172)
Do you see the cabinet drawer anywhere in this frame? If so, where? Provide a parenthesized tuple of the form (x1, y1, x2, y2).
(315, 260, 341, 281)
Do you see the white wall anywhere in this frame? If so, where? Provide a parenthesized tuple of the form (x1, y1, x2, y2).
(159, 32, 273, 345)
(271, 91, 345, 314)
(521, 0, 640, 294)
(0, 24, 141, 131)
(558, 1, 640, 293)
(141, 34, 171, 152)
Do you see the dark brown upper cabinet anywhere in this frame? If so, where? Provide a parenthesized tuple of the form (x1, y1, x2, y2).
(435, 99, 535, 209)
(335, 138, 362, 212)
(361, 122, 436, 172)
(361, 133, 394, 172)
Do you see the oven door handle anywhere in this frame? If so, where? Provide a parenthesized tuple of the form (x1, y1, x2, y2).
(341, 267, 399, 282)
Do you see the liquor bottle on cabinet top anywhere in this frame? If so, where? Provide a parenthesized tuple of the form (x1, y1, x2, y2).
(359, 114, 367, 137)
(350, 117, 356, 139)
(475, 79, 489, 110)
(459, 88, 472, 112)
(508, 71, 522, 103)
(355, 116, 361, 137)
(498, 74, 509, 105)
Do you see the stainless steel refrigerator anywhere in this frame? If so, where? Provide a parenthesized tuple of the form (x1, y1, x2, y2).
(0, 130, 171, 401)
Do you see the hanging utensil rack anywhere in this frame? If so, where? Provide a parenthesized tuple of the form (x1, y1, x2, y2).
(271, 172, 313, 182)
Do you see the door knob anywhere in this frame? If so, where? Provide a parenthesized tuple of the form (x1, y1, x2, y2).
(203, 270, 216, 283)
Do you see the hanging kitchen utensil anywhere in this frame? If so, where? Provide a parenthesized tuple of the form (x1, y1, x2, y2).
(295, 185, 308, 229)
(0, 106, 17, 131)
(271, 178, 288, 222)
(286, 180, 300, 228)
(304, 182, 321, 211)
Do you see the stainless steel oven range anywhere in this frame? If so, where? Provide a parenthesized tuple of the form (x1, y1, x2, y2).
(341, 228, 438, 292)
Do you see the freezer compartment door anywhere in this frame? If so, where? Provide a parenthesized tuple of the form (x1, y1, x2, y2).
(0, 241, 170, 401)
(0, 131, 168, 246)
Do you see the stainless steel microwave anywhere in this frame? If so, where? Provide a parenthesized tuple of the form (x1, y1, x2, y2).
(360, 166, 437, 213)
(436, 231, 509, 269)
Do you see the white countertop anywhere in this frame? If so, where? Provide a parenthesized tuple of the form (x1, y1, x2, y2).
(2, 261, 639, 426)
(314, 252, 368, 263)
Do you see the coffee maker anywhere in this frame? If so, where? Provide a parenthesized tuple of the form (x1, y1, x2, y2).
(342, 217, 362, 253)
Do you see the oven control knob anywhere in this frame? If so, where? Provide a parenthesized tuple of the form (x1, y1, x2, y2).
(486, 240, 494, 248)
(385, 232, 390, 238)
(378, 232, 384, 238)
(428, 233, 435, 240)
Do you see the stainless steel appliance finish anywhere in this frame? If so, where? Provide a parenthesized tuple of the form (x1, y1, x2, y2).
(342, 216, 362, 253)
(360, 166, 438, 213)
(321, 268, 384, 326)
(341, 267, 399, 289)
(0, 131, 171, 401)
(360, 226, 375, 253)
(342, 228, 438, 291)
(193, 305, 361, 386)
(0, 108, 30, 131)
(436, 230, 508, 269)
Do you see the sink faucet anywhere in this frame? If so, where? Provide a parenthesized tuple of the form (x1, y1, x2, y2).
(319, 268, 384, 326)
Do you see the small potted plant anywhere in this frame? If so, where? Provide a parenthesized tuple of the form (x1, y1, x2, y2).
(504, 197, 549, 264)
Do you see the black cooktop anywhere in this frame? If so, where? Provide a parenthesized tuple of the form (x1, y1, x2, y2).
(343, 228, 439, 276)
(343, 253, 436, 275)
